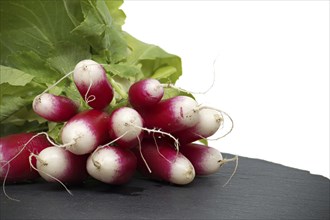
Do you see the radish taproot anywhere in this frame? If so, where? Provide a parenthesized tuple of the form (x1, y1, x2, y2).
(137, 95, 200, 133)
(133, 139, 195, 185)
(87, 146, 137, 185)
(61, 109, 110, 155)
(73, 59, 114, 110)
(32, 146, 88, 185)
(108, 107, 144, 149)
(0, 133, 51, 183)
(128, 78, 164, 109)
(32, 93, 79, 122)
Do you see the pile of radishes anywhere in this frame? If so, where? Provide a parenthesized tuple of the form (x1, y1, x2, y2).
(0, 59, 236, 194)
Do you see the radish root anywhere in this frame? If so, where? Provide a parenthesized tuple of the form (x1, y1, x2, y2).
(1, 161, 20, 202)
(220, 155, 239, 187)
(29, 153, 73, 196)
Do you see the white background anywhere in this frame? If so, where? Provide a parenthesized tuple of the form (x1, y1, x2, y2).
(122, 1, 329, 178)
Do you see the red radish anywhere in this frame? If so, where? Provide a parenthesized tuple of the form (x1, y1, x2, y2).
(173, 108, 223, 145)
(128, 78, 164, 109)
(32, 146, 88, 185)
(73, 59, 114, 110)
(133, 139, 195, 185)
(61, 109, 110, 155)
(0, 133, 51, 183)
(32, 93, 78, 122)
(179, 143, 224, 176)
(108, 107, 144, 149)
(138, 96, 200, 133)
(87, 146, 137, 185)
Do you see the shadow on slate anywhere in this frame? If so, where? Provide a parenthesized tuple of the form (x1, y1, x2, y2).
(1, 154, 329, 220)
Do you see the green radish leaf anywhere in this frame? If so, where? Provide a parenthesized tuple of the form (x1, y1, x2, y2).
(198, 139, 209, 146)
(0, 96, 31, 122)
(48, 122, 63, 143)
(151, 66, 177, 81)
(0, 66, 34, 86)
(73, 0, 127, 63)
(124, 32, 182, 83)
(0, 0, 185, 137)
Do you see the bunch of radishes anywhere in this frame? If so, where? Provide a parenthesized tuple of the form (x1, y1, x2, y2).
(0, 59, 235, 192)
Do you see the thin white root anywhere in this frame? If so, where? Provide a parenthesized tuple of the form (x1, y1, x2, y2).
(91, 131, 129, 167)
(41, 70, 74, 95)
(152, 134, 173, 164)
(29, 153, 73, 196)
(58, 140, 76, 149)
(137, 135, 152, 174)
(130, 124, 180, 152)
(161, 55, 218, 95)
(198, 106, 234, 140)
(221, 155, 239, 187)
(1, 162, 20, 202)
(84, 71, 96, 104)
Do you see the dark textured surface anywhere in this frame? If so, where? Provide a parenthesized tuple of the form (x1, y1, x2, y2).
(1, 154, 329, 220)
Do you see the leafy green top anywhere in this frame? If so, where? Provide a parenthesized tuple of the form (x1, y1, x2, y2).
(0, 0, 183, 138)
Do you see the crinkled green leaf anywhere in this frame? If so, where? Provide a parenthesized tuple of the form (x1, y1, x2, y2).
(2, 106, 46, 125)
(105, 0, 126, 27)
(0, 65, 34, 86)
(0, 96, 31, 122)
(162, 87, 194, 100)
(0, 0, 185, 137)
(0, 83, 43, 99)
(48, 122, 63, 143)
(124, 33, 182, 83)
(105, 63, 142, 80)
(151, 66, 177, 81)
(73, 0, 127, 63)
(7, 51, 61, 84)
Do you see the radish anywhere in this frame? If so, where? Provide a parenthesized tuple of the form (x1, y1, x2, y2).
(172, 108, 223, 145)
(32, 93, 79, 122)
(138, 95, 200, 133)
(133, 139, 195, 185)
(61, 109, 110, 155)
(0, 133, 51, 183)
(179, 143, 224, 176)
(180, 143, 238, 186)
(86, 146, 137, 185)
(108, 107, 144, 149)
(73, 59, 114, 110)
(128, 78, 164, 109)
(31, 147, 88, 185)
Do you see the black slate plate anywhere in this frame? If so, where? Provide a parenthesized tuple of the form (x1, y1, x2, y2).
(1, 154, 329, 220)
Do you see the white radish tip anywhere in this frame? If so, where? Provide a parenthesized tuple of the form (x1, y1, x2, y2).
(61, 120, 97, 155)
(112, 108, 143, 142)
(169, 156, 196, 185)
(73, 59, 105, 85)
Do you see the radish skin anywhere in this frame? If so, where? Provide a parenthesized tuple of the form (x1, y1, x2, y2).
(173, 108, 223, 144)
(138, 96, 199, 133)
(0, 133, 51, 183)
(61, 110, 110, 155)
(179, 143, 223, 176)
(108, 107, 144, 149)
(133, 139, 195, 185)
(73, 59, 114, 110)
(35, 147, 88, 184)
(87, 146, 137, 185)
(128, 79, 164, 109)
(32, 93, 78, 122)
